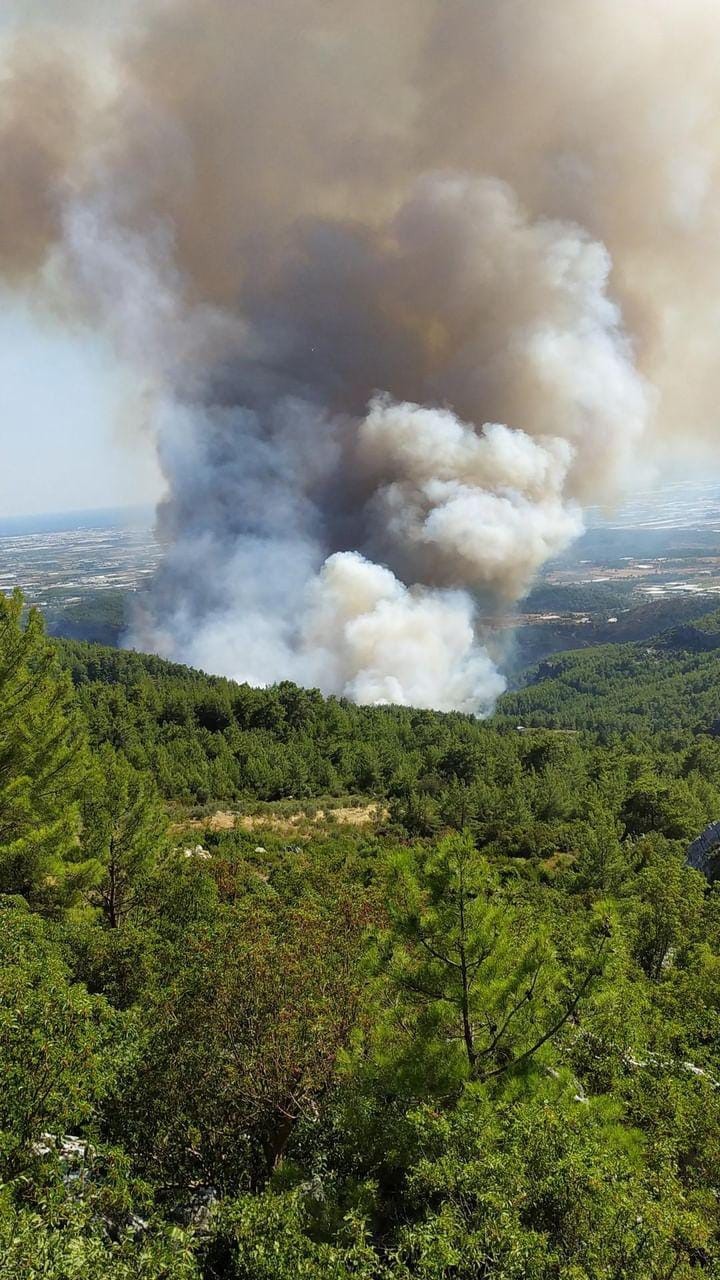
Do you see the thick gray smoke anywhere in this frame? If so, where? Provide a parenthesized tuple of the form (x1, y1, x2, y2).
(2, 0, 719, 710)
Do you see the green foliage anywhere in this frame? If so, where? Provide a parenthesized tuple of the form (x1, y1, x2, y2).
(204, 1191, 381, 1279)
(112, 891, 373, 1192)
(388, 1092, 714, 1279)
(496, 634, 720, 735)
(631, 840, 707, 979)
(0, 592, 87, 907)
(0, 1188, 199, 1279)
(79, 745, 165, 927)
(0, 908, 114, 1180)
(382, 835, 574, 1082)
(1, 594, 720, 1274)
(571, 806, 630, 894)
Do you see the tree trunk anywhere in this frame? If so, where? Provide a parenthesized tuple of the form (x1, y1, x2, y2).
(261, 1112, 296, 1179)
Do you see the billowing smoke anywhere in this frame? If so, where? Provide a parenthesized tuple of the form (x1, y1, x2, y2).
(302, 552, 506, 715)
(2, 0, 719, 710)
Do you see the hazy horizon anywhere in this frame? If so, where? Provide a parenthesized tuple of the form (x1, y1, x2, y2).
(9, 476, 720, 541)
(0, 503, 156, 536)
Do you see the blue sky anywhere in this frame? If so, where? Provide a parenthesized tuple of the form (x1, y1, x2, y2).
(0, 300, 164, 519)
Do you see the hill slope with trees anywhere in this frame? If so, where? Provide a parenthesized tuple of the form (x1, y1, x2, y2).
(1, 592, 720, 1277)
(496, 608, 720, 735)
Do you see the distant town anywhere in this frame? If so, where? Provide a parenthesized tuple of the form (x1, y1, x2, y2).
(0, 520, 162, 610)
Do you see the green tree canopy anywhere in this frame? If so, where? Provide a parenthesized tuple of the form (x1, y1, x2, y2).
(383, 834, 607, 1084)
(79, 745, 166, 928)
(0, 592, 87, 908)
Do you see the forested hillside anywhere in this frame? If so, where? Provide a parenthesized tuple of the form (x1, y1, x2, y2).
(2, 591, 720, 1277)
(498, 609, 720, 734)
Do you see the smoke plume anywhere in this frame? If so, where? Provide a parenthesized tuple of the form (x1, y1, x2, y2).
(2, 0, 720, 710)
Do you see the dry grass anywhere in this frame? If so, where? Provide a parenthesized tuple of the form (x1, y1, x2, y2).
(172, 802, 386, 837)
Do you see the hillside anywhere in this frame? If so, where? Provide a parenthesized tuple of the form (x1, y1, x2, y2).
(510, 593, 720, 672)
(496, 607, 720, 735)
(2, 598, 720, 1276)
(56, 637, 490, 807)
(53, 625, 720, 855)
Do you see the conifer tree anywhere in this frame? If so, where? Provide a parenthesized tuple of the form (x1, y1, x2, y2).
(80, 744, 165, 928)
(384, 833, 607, 1081)
(0, 591, 87, 908)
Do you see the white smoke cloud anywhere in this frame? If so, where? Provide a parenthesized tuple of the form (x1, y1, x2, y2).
(387, 175, 653, 502)
(5, 1, 719, 713)
(300, 552, 506, 714)
(358, 399, 583, 598)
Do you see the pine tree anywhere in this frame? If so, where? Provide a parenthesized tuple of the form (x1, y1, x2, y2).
(384, 833, 607, 1081)
(80, 744, 165, 928)
(0, 591, 87, 908)
(574, 804, 630, 894)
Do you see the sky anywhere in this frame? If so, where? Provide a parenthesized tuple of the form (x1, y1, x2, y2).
(0, 0, 157, 521)
(0, 300, 164, 519)
(0, 1, 138, 31)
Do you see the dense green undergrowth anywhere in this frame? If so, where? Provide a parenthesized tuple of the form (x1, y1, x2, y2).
(2, 590, 720, 1277)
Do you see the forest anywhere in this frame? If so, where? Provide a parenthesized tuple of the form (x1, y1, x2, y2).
(2, 587, 720, 1278)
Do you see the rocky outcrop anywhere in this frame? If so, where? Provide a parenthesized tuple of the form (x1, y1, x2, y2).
(686, 822, 720, 881)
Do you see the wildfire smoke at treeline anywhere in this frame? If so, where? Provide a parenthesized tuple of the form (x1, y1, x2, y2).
(3, 0, 720, 710)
